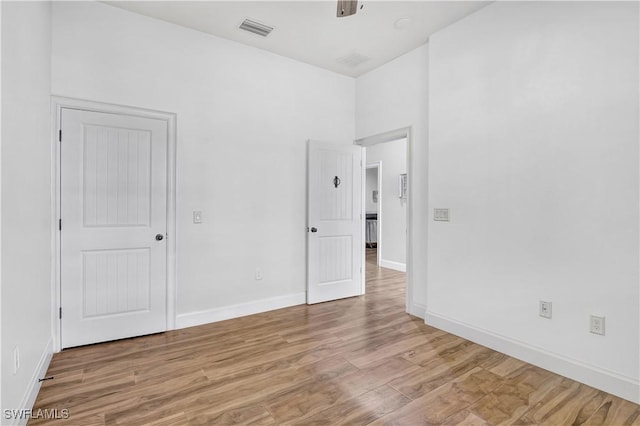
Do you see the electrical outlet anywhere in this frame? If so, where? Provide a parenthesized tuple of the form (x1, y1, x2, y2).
(539, 301, 552, 319)
(13, 346, 19, 374)
(255, 267, 262, 280)
(193, 211, 203, 224)
(590, 315, 605, 335)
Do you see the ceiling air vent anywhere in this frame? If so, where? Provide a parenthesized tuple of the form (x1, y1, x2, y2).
(239, 19, 274, 37)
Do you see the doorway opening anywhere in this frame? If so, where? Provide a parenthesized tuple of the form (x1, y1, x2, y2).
(365, 162, 381, 260)
(356, 128, 411, 313)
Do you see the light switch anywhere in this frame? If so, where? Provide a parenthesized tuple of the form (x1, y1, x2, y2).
(434, 208, 450, 221)
(193, 211, 203, 224)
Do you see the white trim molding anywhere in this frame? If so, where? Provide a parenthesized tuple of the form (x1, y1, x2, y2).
(9, 338, 53, 426)
(410, 302, 426, 319)
(379, 259, 406, 273)
(425, 310, 640, 404)
(356, 127, 409, 147)
(176, 292, 307, 329)
(365, 161, 383, 267)
(50, 96, 177, 352)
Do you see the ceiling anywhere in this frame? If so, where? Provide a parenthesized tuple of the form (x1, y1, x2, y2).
(105, 1, 491, 77)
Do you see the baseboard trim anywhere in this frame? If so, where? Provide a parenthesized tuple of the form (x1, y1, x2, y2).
(379, 259, 406, 272)
(176, 292, 307, 329)
(425, 310, 640, 404)
(11, 338, 54, 426)
(409, 302, 426, 319)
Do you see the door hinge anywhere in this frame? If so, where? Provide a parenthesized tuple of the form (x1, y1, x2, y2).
(59, 307, 62, 319)
(59, 219, 62, 231)
(58, 130, 62, 142)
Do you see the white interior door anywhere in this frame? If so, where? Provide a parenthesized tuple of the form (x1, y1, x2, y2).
(60, 108, 168, 348)
(307, 141, 363, 304)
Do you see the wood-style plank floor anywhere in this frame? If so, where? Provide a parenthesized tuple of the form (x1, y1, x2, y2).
(31, 249, 640, 425)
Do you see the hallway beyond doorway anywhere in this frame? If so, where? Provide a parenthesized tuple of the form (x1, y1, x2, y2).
(365, 247, 405, 301)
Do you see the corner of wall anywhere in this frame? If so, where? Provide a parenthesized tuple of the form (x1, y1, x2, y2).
(409, 302, 426, 319)
(1, 0, 55, 419)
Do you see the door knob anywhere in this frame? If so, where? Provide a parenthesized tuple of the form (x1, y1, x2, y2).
(155, 234, 164, 241)
(310, 227, 318, 233)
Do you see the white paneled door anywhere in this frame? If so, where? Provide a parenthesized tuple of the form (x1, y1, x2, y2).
(307, 141, 363, 304)
(60, 108, 168, 348)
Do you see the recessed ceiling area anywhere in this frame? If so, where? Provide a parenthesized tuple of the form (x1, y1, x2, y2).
(104, 1, 491, 77)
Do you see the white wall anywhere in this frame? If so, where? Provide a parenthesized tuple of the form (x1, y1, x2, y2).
(366, 138, 407, 269)
(1, 1, 53, 419)
(1, 1, 3, 413)
(51, 2, 355, 321)
(427, 1, 639, 402)
(365, 167, 378, 214)
(7, 0, 636, 411)
(356, 44, 429, 315)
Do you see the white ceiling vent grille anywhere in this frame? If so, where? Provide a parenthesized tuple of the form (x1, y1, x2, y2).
(239, 19, 274, 37)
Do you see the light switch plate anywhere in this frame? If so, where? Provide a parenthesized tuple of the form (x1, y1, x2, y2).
(193, 211, 202, 224)
(434, 208, 450, 221)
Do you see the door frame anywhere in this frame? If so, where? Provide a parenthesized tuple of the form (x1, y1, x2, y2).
(50, 96, 177, 352)
(355, 127, 412, 314)
(365, 161, 382, 266)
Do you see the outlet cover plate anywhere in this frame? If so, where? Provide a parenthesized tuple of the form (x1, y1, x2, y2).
(193, 211, 203, 224)
(434, 208, 450, 221)
(13, 346, 19, 374)
(539, 301, 552, 319)
(590, 315, 605, 335)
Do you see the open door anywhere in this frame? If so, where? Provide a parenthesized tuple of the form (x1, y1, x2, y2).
(307, 140, 363, 304)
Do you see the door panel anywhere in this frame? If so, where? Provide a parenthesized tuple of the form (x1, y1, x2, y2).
(81, 248, 150, 317)
(319, 235, 353, 283)
(319, 149, 354, 221)
(61, 108, 168, 348)
(82, 125, 152, 227)
(307, 141, 362, 304)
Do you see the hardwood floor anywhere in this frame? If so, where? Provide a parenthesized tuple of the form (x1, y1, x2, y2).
(31, 249, 639, 425)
